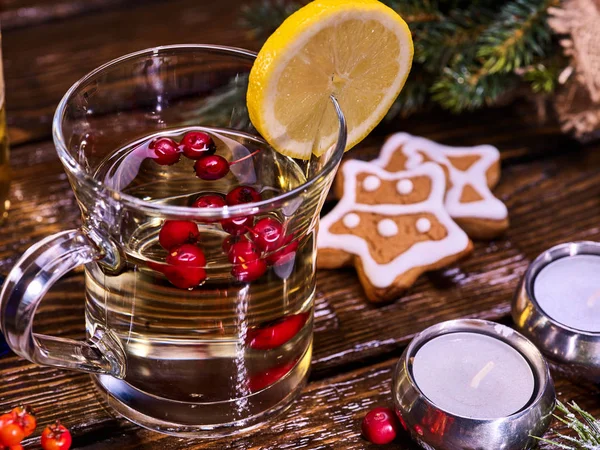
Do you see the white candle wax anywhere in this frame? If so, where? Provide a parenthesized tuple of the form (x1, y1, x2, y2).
(534, 255, 600, 332)
(412, 332, 535, 419)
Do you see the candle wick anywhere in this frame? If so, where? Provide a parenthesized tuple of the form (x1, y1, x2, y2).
(470, 361, 495, 389)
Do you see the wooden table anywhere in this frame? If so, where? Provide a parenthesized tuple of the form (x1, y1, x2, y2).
(0, 1, 598, 448)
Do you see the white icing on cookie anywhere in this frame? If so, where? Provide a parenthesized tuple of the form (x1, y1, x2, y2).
(374, 133, 508, 221)
(396, 179, 413, 195)
(363, 175, 381, 192)
(377, 219, 398, 237)
(317, 161, 471, 289)
(343, 213, 360, 228)
(416, 217, 431, 233)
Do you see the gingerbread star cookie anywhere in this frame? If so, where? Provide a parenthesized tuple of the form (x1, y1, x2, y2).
(370, 132, 509, 239)
(318, 160, 473, 303)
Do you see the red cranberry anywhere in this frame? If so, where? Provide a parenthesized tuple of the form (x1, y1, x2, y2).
(251, 217, 284, 251)
(246, 312, 309, 350)
(221, 215, 253, 235)
(194, 155, 230, 180)
(232, 258, 267, 282)
(150, 137, 180, 165)
(181, 131, 216, 160)
(165, 244, 206, 289)
(226, 186, 262, 205)
(192, 194, 226, 209)
(158, 220, 199, 250)
(361, 407, 400, 445)
(222, 235, 242, 254)
(248, 359, 297, 392)
(267, 236, 299, 265)
(228, 240, 261, 264)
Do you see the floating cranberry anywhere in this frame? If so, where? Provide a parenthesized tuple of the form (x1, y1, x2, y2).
(228, 240, 261, 265)
(158, 220, 199, 250)
(192, 194, 226, 209)
(150, 137, 180, 166)
(267, 236, 299, 265)
(221, 215, 253, 236)
(361, 407, 400, 445)
(222, 236, 241, 254)
(246, 312, 309, 350)
(181, 131, 216, 160)
(165, 244, 207, 289)
(251, 217, 284, 251)
(248, 359, 297, 392)
(226, 186, 262, 205)
(194, 155, 230, 180)
(232, 258, 267, 282)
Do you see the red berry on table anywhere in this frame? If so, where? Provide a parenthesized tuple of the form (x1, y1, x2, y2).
(0, 422, 24, 446)
(246, 312, 309, 350)
(232, 258, 267, 282)
(248, 359, 297, 392)
(251, 217, 284, 252)
(8, 444, 24, 450)
(158, 220, 199, 250)
(226, 186, 262, 205)
(149, 137, 180, 166)
(164, 244, 207, 289)
(221, 216, 253, 236)
(181, 131, 216, 160)
(41, 421, 72, 450)
(361, 407, 400, 445)
(228, 240, 261, 264)
(11, 406, 36, 437)
(192, 194, 226, 209)
(0, 412, 15, 430)
(194, 155, 230, 180)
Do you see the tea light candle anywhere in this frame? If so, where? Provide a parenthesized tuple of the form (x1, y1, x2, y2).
(412, 332, 535, 419)
(533, 255, 600, 332)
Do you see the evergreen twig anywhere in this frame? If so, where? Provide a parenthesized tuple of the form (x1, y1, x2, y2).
(238, 0, 565, 117)
(477, 0, 559, 74)
(534, 401, 600, 449)
(239, 0, 302, 42)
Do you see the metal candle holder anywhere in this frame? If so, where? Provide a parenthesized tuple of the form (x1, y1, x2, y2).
(392, 319, 555, 450)
(513, 241, 600, 382)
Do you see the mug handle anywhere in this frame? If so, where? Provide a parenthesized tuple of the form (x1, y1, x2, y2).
(0, 229, 126, 378)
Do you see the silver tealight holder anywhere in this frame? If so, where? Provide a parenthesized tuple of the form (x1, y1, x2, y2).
(513, 241, 600, 382)
(392, 319, 555, 450)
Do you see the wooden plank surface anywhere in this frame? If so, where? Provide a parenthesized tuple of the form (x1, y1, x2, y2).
(0, 123, 599, 448)
(0, 0, 599, 449)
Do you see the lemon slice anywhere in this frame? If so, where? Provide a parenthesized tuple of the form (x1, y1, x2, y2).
(247, 0, 413, 159)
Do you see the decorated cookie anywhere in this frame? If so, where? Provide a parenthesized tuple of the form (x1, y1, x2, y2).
(318, 160, 473, 303)
(369, 132, 509, 239)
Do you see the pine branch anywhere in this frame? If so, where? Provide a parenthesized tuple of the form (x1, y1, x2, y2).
(477, 0, 559, 74)
(430, 63, 519, 113)
(535, 401, 600, 449)
(380, 0, 443, 24)
(414, 7, 495, 72)
(522, 62, 559, 94)
(386, 68, 433, 119)
(239, 0, 301, 42)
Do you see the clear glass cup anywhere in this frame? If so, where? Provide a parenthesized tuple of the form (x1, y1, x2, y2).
(0, 45, 346, 437)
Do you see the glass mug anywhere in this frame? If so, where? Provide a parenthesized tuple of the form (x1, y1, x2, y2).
(0, 45, 346, 437)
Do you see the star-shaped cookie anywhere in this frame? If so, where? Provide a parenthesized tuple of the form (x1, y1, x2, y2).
(370, 132, 509, 239)
(318, 160, 473, 303)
